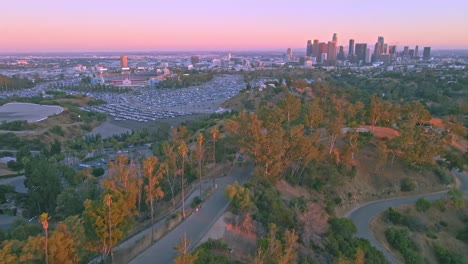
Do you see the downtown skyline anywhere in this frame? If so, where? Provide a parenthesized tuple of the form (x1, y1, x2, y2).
(2, 0, 468, 52)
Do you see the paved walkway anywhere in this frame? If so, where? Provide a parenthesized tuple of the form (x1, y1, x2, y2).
(346, 170, 468, 264)
(123, 163, 252, 264)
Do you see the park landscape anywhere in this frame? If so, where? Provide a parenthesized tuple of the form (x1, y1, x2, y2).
(0, 65, 467, 264)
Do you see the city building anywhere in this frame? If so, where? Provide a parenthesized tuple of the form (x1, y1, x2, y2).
(191, 56, 200, 65)
(286, 48, 293, 61)
(327, 41, 337, 61)
(313, 39, 320, 58)
(120, 55, 128, 68)
(365, 48, 372, 64)
(414, 45, 419, 58)
(306, 40, 313, 56)
(355, 43, 367, 63)
(320, 53, 327, 63)
(318, 42, 328, 62)
(337, 46, 346, 60)
(403, 46, 409, 56)
(332, 33, 338, 43)
(423, 47, 431, 60)
(389, 45, 397, 55)
(348, 39, 355, 58)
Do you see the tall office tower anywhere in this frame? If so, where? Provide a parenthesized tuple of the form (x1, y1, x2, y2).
(337, 46, 346, 60)
(313, 39, 319, 58)
(389, 45, 397, 55)
(403, 46, 409, 56)
(378, 36, 384, 47)
(383, 44, 388, 54)
(327, 41, 337, 61)
(286, 48, 293, 61)
(414, 45, 419, 58)
(332, 33, 338, 43)
(423, 47, 431, 60)
(306, 40, 313, 56)
(191, 55, 200, 64)
(355, 43, 367, 63)
(318, 42, 328, 62)
(227, 53, 231, 61)
(365, 48, 372, 64)
(348, 39, 355, 58)
(120, 55, 128, 68)
(321, 53, 328, 63)
(409, 49, 415, 58)
(374, 36, 384, 57)
(374, 42, 382, 58)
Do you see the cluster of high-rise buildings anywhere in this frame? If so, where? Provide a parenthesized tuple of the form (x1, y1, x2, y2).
(302, 34, 431, 66)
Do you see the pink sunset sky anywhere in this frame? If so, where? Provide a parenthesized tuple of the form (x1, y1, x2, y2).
(1, 0, 468, 52)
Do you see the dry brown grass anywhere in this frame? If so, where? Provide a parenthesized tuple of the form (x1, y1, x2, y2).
(0, 164, 14, 176)
(371, 201, 468, 264)
(275, 179, 311, 202)
(335, 144, 446, 216)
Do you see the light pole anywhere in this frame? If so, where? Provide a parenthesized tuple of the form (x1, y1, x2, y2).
(78, 115, 81, 122)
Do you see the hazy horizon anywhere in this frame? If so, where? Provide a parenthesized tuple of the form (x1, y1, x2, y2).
(2, 0, 468, 52)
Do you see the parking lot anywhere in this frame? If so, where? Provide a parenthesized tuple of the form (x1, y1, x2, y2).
(79, 74, 243, 122)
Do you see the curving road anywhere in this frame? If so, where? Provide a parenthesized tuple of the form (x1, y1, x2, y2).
(346, 170, 468, 264)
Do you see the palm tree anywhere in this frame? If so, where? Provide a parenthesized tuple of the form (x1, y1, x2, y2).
(143, 156, 164, 242)
(40, 213, 50, 264)
(105, 194, 114, 263)
(178, 142, 188, 219)
(197, 133, 204, 198)
(210, 127, 219, 188)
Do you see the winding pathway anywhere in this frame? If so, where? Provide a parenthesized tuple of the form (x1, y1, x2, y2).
(345, 170, 468, 264)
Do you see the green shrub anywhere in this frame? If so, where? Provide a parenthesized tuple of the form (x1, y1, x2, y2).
(48, 125, 65, 136)
(434, 168, 454, 185)
(456, 227, 468, 244)
(91, 168, 105, 177)
(433, 244, 464, 264)
(384, 208, 406, 225)
(385, 227, 424, 264)
(432, 199, 447, 212)
(400, 177, 416, 192)
(415, 198, 431, 212)
(191, 196, 202, 209)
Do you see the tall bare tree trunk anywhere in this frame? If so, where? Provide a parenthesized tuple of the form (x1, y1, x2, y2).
(181, 156, 186, 219)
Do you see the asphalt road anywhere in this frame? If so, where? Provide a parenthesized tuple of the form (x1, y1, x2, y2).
(346, 170, 468, 264)
(128, 163, 253, 264)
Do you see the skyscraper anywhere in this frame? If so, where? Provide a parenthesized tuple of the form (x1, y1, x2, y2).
(337, 46, 346, 60)
(348, 39, 355, 58)
(332, 33, 338, 43)
(365, 48, 372, 64)
(423, 47, 431, 60)
(120, 55, 128, 68)
(306, 40, 313, 57)
(286, 48, 293, 61)
(374, 42, 382, 57)
(313, 39, 319, 58)
(414, 45, 419, 58)
(403, 46, 409, 56)
(327, 41, 337, 61)
(355, 43, 367, 63)
(378, 36, 384, 47)
(389, 45, 397, 55)
(318, 42, 328, 62)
